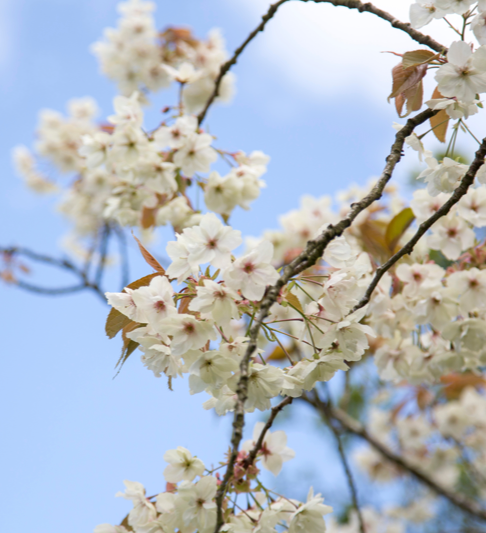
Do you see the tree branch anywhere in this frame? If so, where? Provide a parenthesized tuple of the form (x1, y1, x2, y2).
(311, 398, 486, 522)
(212, 107, 436, 532)
(312, 391, 366, 533)
(0, 245, 107, 303)
(307, 0, 447, 54)
(243, 396, 293, 469)
(353, 136, 486, 313)
(197, 0, 290, 125)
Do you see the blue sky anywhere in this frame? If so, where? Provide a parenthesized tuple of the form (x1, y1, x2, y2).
(0, 1, 477, 531)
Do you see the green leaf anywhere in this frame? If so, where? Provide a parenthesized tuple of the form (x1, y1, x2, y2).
(284, 291, 303, 314)
(385, 207, 415, 253)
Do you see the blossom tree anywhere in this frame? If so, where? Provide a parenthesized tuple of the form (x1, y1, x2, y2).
(6, 0, 486, 531)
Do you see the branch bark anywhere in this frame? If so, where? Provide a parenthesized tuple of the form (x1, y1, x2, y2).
(314, 391, 366, 533)
(309, 398, 486, 522)
(212, 107, 436, 532)
(243, 396, 293, 469)
(0, 245, 107, 302)
(307, 0, 447, 54)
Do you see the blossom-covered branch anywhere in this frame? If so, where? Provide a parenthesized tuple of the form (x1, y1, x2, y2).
(353, 136, 486, 313)
(212, 106, 436, 533)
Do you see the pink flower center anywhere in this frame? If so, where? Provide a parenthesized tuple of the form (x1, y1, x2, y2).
(154, 300, 166, 312)
(243, 262, 254, 274)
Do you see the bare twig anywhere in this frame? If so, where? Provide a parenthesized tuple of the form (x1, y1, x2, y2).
(95, 224, 110, 288)
(311, 391, 365, 533)
(15, 280, 87, 296)
(212, 107, 436, 532)
(243, 396, 293, 469)
(352, 137, 486, 313)
(197, 0, 290, 125)
(0, 245, 107, 302)
(307, 0, 447, 54)
(114, 226, 130, 290)
(308, 398, 486, 522)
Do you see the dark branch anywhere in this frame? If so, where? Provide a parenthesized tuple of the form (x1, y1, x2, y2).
(308, 396, 486, 522)
(197, 0, 290, 125)
(307, 0, 447, 54)
(213, 107, 436, 532)
(243, 396, 293, 469)
(312, 391, 365, 533)
(353, 137, 486, 313)
(0, 245, 107, 303)
(14, 280, 86, 295)
(114, 226, 130, 290)
(95, 224, 110, 288)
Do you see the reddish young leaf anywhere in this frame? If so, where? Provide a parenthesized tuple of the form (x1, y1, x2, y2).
(132, 233, 166, 273)
(389, 63, 427, 118)
(105, 272, 163, 338)
(429, 86, 449, 143)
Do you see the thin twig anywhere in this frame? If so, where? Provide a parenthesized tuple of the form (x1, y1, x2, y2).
(15, 281, 87, 296)
(243, 397, 293, 469)
(114, 225, 130, 290)
(0, 245, 107, 302)
(197, 0, 290, 125)
(312, 391, 365, 533)
(95, 224, 110, 288)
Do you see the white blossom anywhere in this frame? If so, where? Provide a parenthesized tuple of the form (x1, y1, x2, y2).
(163, 447, 205, 483)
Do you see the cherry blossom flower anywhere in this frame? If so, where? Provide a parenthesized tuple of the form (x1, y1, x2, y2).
(241, 422, 295, 475)
(448, 267, 486, 313)
(106, 288, 148, 322)
(473, 10, 486, 45)
(426, 96, 480, 119)
(204, 171, 241, 216)
(189, 279, 240, 326)
(427, 214, 475, 259)
(176, 476, 217, 532)
(173, 132, 217, 177)
(224, 240, 279, 301)
(417, 155, 468, 196)
(116, 480, 156, 528)
(161, 314, 217, 356)
(130, 275, 177, 326)
(435, 41, 486, 103)
(288, 488, 333, 533)
(163, 447, 205, 483)
(153, 115, 198, 150)
(183, 213, 242, 269)
(457, 186, 486, 226)
(409, 0, 447, 29)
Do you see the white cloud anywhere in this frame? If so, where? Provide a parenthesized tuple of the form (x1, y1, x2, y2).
(230, 0, 458, 103)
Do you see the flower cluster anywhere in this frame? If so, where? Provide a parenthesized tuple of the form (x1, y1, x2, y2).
(95, 429, 332, 533)
(11, 0, 486, 532)
(91, 0, 234, 109)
